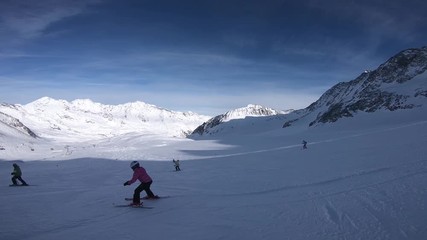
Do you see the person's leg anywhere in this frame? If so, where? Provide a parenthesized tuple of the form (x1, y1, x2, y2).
(11, 176, 18, 185)
(143, 181, 155, 198)
(133, 184, 144, 204)
(17, 176, 28, 185)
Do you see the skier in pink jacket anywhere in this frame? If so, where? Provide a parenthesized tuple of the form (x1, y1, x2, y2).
(123, 161, 158, 206)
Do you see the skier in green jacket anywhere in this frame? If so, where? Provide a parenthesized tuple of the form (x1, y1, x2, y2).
(11, 163, 28, 186)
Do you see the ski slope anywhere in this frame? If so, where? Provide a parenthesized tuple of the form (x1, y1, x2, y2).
(1, 110, 427, 240)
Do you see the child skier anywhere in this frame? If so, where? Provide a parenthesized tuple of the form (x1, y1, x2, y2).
(123, 161, 158, 206)
(11, 163, 28, 186)
(173, 159, 181, 171)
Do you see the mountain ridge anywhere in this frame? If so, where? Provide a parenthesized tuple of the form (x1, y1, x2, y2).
(282, 46, 427, 128)
(191, 104, 288, 136)
(0, 110, 38, 138)
(0, 97, 211, 140)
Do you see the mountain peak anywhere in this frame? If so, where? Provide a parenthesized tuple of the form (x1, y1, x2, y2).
(191, 104, 283, 136)
(27, 97, 68, 108)
(31, 96, 57, 104)
(71, 98, 96, 105)
(223, 104, 282, 122)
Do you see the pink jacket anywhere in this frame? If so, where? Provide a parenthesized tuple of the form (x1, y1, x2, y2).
(128, 167, 152, 184)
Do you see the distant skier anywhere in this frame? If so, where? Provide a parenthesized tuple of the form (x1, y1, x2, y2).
(123, 161, 158, 206)
(173, 159, 181, 171)
(302, 140, 308, 149)
(11, 163, 28, 186)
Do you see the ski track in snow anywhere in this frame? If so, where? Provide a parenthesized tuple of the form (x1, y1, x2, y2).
(194, 120, 427, 160)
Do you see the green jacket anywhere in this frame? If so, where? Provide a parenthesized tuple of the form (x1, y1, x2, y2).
(12, 165, 22, 177)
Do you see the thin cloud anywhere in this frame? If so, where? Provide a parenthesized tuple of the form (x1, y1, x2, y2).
(0, 0, 101, 42)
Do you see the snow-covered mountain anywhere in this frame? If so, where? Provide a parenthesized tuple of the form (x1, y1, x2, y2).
(0, 107, 38, 139)
(190, 104, 288, 136)
(188, 46, 427, 138)
(0, 97, 211, 141)
(282, 46, 427, 128)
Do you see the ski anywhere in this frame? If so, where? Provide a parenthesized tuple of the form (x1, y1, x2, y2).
(113, 203, 153, 209)
(125, 196, 170, 201)
(9, 184, 32, 187)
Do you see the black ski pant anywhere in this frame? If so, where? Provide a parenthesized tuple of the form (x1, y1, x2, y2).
(133, 181, 154, 204)
(12, 176, 28, 185)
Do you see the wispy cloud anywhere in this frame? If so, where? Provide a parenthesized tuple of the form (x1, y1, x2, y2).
(0, 51, 37, 59)
(0, 0, 100, 45)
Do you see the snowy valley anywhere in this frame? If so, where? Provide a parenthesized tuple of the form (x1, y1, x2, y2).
(1, 46, 427, 240)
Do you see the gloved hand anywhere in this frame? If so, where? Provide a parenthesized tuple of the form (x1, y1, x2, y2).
(11, 173, 13, 175)
(123, 181, 129, 186)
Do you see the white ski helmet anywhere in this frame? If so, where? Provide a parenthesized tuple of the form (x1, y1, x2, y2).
(130, 161, 139, 169)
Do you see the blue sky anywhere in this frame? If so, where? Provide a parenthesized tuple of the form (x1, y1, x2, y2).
(0, 0, 426, 116)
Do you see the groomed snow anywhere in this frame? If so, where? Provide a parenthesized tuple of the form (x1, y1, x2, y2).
(1, 108, 427, 240)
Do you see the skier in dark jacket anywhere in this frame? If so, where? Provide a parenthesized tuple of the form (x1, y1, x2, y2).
(302, 140, 308, 149)
(11, 163, 28, 186)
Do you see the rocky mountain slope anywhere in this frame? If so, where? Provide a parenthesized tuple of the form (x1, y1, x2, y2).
(283, 46, 427, 128)
(0, 108, 38, 138)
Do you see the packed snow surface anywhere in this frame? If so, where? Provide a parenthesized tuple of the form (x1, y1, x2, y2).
(1, 109, 427, 240)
